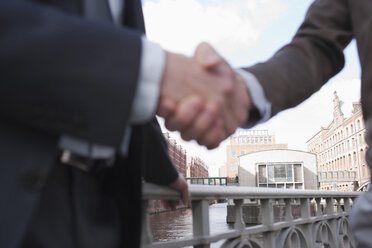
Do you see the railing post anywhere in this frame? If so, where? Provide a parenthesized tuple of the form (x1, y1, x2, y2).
(344, 197, 351, 212)
(233, 199, 245, 230)
(261, 199, 275, 248)
(141, 199, 153, 246)
(325, 197, 338, 246)
(300, 198, 311, 218)
(300, 198, 312, 248)
(315, 198, 322, 216)
(325, 198, 334, 215)
(284, 199, 293, 221)
(192, 200, 210, 248)
(336, 198, 342, 213)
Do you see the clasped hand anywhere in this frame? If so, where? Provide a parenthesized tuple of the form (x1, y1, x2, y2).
(157, 43, 251, 149)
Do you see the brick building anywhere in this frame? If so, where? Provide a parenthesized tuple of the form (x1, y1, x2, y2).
(224, 130, 288, 179)
(187, 156, 209, 178)
(307, 92, 369, 191)
(163, 132, 187, 177)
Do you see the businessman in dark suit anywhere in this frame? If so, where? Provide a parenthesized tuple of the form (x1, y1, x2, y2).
(0, 0, 250, 247)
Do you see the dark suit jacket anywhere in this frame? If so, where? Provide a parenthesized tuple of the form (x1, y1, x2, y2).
(245, 0, 372, 166)
(0, 1, 178, 247)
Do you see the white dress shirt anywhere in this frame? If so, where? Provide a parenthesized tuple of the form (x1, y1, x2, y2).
(59, 0, 271, 161)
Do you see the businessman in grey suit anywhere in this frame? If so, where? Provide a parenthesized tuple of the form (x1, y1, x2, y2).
(169, 0, 372, 247)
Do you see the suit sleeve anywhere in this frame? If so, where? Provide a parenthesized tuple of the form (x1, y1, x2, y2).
(142, 118, 179, 185)
(0, 1, 142, 147)
(245, 0, 353, 116)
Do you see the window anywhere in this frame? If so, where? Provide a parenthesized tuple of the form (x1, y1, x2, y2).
(258, 163, 303, 189)
(258, 164, 267, 183)
(240, 150, 245, 156)
(231, 150, 236, 158)
(294, 164, 302, 182)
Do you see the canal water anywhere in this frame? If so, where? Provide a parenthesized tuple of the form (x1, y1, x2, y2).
(150, 203, 234, 247)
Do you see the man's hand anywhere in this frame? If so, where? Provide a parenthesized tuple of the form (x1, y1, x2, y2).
(157, 43, 251, 149)
(161, 174, 189, 210)
(156, 48, 236, 148)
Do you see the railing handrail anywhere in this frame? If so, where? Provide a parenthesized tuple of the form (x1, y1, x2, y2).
(143, 183, 361, 200)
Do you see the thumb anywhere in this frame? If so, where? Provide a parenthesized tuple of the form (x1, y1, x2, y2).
(156, 98, 176, 119)
(194, 42, 223, 69)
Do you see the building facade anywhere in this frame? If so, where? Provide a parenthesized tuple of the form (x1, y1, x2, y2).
(163, 132, 187, 177)
(307, 92, 369, 191)
(187, 156, 209, 178)
(219, 165, 227, 177)
(225, 130, 288, 179)
(239, 149, 318, 190)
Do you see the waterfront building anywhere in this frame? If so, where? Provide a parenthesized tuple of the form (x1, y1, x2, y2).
(224, 130, 288, 180)
(239, 149, 318, 190)
(186, 156, 209, 178)
(306, 92, 369, 191)
(163, 132, 187, 177)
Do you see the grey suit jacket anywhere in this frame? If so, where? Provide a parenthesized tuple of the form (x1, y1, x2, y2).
(245, 1, 372, 246)
(245, 0, 372, 168)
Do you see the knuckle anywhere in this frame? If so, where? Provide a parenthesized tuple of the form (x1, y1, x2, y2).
(223, 80, 234, 96)
(165, 120, 176, 131)
(181, 131, 193, 141)
(211, 98, 223, 112)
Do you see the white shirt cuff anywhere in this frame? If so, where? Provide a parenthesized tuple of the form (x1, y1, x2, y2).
(236, 69, 272, 127)
(129, 36, 166, 124)
(59, 135, 115, 159)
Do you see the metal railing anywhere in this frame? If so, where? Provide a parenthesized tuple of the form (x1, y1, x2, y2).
(141, 183, 361, 248)
(185, 177, 228, 186)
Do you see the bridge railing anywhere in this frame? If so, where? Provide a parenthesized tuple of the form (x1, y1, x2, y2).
(141, 183, 361, 248)
(185, 177, 228, 186)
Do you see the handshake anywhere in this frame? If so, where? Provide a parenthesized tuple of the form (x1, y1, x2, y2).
(156, 43, 252, 149)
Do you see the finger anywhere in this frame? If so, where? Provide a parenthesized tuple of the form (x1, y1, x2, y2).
(164, 95, 203, 133)
(194, 42, 224, 69)
(168, 174, 189, 205)
(161, 200, 178, 210)
(181, 101, 219, 141)
(181, 183, 189, 205)
(198, 118, 225, 149)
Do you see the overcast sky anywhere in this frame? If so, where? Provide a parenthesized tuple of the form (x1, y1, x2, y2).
(142, 0, 362, 176)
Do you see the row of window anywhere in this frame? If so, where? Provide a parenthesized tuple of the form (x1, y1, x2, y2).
(319, 149, 366, 171)
(309, 118, 364, 153)
(231, 150, 247, 158)
(319, 171, 357, 181)
(232, 136, 273, 144)
(258, 183, 303, 189)
(317, 134, 366, 162)
(257, 163, 303, 185)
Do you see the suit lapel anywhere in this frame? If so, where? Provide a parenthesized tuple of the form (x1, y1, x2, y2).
(122, 0, 146, 33)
